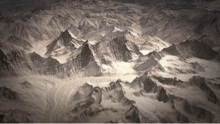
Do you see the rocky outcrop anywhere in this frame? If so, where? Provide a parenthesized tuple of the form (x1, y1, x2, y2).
(74, 42, 96, 68)
(6, 35, 33, 51)
(183, 100, 214, 122)
(71, 83, 94, 102)
(157, 87, 169, 103)
(108, 36, 132, 62)
(134, 51, 163, 71)
(133, 75, 169, 103)
(0, 49, 17, 77)
(176, 111, 189, 123)
(65, 83, 101, 122)
(0, 87, 18, 100)
(102, 79, 134, 105)
(152, 76, 183, 86)
(0, 109, 32, 123)
(143, 77, 158, 93)
(170, 94, 214, 122)
(194, 12, 220, 47)
(65, 41, 102, 76)
(125, 104, 141, 123)
(7, 50, 35, 72)
(162, 40, 219, 60)
(64, 80, 138, 123)
(189, 76, 218, 104)
(46, 30, 83, 56)
(31, 42, 103, 77)
(30, 52, 62, 75)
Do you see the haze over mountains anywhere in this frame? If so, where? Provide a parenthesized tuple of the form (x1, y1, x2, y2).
(0, 0, 220, 123)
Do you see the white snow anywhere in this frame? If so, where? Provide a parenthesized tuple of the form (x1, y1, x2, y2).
(140, 50, 151, 55)
(111, 61, 137, 76)
(113, 27, 122, 32)
(129, 30, 139, 37)
(32, 40, 52, 57)
(52, 53, 71, 64)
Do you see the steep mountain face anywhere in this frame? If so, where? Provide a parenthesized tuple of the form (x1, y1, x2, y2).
(74, 42, 96, 68)
(108, 36, 140, 61)
(0, 0, 219, 78)
(130, 72, 220, 122)
(46, 30, 84, 57)
(3, 35, 33, 51)
(7, 50, 35, 72)
(30, 41, 102, 77)
(0, 49, 16, 77)
(30, 52, 62, 75)
(57, 81, 137, 123)
(93, 36, 141, 64)
(0, 48, 35, 77)
(162, 40, 219, 60)
(193, 12, 220, 48)
(189, 76, 218, 104)
(134, 51, 163, 72)
(64, 41, 102, 76)
(0, 0, 220, 123)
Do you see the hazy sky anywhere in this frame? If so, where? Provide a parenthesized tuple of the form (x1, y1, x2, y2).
(0, 0, 217, 12)
(0, 0, 60, 11)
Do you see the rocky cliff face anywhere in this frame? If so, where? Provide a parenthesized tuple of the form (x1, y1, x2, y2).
(0, 49, 16, 77)
(162, 40, 219, 60)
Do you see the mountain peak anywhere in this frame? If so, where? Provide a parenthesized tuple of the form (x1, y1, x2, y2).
(46, 30, 84, 56)
(60, 30, 73, 46)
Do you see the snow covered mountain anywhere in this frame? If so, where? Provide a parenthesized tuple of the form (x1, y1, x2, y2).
(0, 0, 220, 123)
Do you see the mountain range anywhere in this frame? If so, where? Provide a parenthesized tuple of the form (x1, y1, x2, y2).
(0, 0, 220, 123)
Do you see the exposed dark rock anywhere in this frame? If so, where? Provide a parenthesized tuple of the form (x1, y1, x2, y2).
(109, 36, 132, 62)
(143, 77, 157, 93)
(7, 49, 34, 71)
(72, 83, 93, 102)
(0, 49, 17, 77)
(64, 41, 102, 77)
(157, 87, 169, 103)
(0, 109, 31, 123)
(71, 98, 95, 113)
(0, 114, 4, 123)
(152, 75, 183, 86)
(6, 35, 33, 51)
(162, 40, 218, 60)
(76, 42, 94, 68)
(176, 111, 189, 123)
(162, 45, 180, 56)
(92, 86, 102, 104)
(189, 76, 218, 104)
(46, 30, 82, 56)
(125, 105, 141, 123)
(30, 52, 62, 75)
(0, 87, 18, 100)
(183, 100, 214, 122)
(61, 30, 74, 46)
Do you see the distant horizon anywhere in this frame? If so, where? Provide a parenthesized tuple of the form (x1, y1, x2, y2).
(1, 0, 218, 12)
